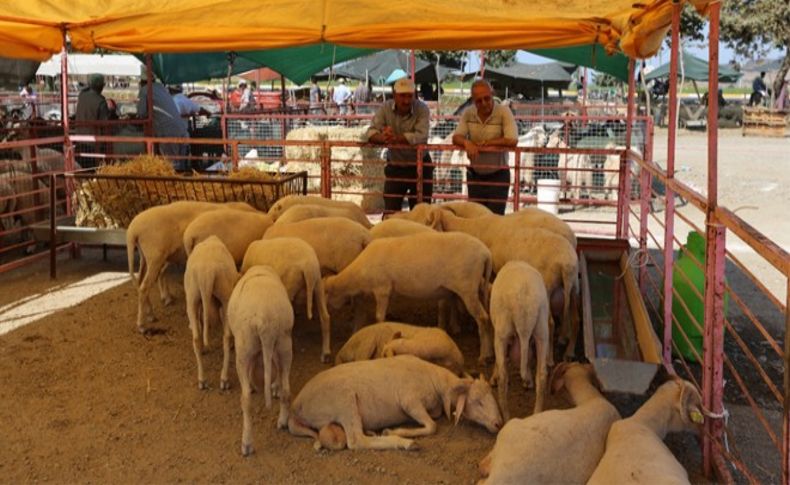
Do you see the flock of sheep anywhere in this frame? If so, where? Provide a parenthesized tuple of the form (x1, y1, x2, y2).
(124, 194, 704, 483)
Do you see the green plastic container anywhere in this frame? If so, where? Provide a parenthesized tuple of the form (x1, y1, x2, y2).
(671, 231, 728, 362)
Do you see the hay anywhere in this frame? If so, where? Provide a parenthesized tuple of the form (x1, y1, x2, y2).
(74, 155, 287, 228)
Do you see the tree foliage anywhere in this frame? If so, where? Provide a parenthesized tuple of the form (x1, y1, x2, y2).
(415, 50, 517, 69)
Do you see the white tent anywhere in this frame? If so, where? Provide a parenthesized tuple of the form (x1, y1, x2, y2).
(36, 53, 142, 77)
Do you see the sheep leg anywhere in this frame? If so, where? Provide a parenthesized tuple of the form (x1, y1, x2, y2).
(383, 401, 437, 438)
(457, 290, 493, 364)
(186, 292, 206, 390)
(532, 327, 548, 414)
(156, 262, 173, 306)
(275, 334, 293, 429)
(137, 257, 166, 330)
(219, 309, 231, 390)
(493, 334, 511, 421)
(315, 278, 332, 363)
(235, 343, 257, 457)
(342, 394, 415, 451)
(372, 287, 391, 323)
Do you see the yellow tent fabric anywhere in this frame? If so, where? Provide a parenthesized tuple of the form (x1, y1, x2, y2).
(0, 0, 712, 61)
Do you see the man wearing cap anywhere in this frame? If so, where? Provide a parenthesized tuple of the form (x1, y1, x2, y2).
(138, 78, 190, 168)
(366, 77, 432, 212)
(452, 79, 517, 214)
(333, 78, 352, 115)
(75, 74, 113, 168)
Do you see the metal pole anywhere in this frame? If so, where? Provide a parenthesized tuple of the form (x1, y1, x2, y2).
(410, 50, 416, 82)
(145, 54, 154, 139)
(618, 58, 636, 239)
(639, 118, 654, 297)
(784, 279, 790, 485)
(662, 0, 682, 370)
(479, 51, 486, 78)
(60, 33, 75, 220)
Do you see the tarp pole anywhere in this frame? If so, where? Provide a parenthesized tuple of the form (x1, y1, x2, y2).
(60, 29, 75, 220)
(582, 67, 588, 110)
(618, 58, 636, 239)
(702, 2, 727, 481)
(281, 75, 287, 112)
(479, 51, 486, 78)
(662, 0, 681, 373)
(145, 55, 154, 139)
(410, 50, 416, 82)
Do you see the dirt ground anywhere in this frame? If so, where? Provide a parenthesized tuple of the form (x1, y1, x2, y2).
(0, 249, 707, 484)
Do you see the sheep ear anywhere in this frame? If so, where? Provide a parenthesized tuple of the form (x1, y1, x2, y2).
(446, 379, 472, 423)
(426, 207, 442, 230)
(454, 393, 467, 426)
(549, 362, 569, 394)
(390, 331, 402, 341)
(679, 381, 704, 425)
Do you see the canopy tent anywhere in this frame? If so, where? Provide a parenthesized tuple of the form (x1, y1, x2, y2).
(462, 61, 573, 98)
(36, 53, 142, 77)
(139, 45, 375, 85)
(239, 68, 282, 83)
(314, 50, 452, 85)
(0, 0, 713, 62)
(527, 45, 630, 81)
(645, 50, 742, 83)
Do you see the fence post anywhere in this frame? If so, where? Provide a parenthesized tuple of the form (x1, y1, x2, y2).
(784, 280, 790, 485)
(416, 145, 424, 204)
(702, 222, 726, 479)
(513, 148, 521, 212)
(321, 141, 331, 199)
(619, 58, 636, 239)
(231, 141, 240, 170)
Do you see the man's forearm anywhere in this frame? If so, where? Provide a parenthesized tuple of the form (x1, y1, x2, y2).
(452, 134, 469, 147)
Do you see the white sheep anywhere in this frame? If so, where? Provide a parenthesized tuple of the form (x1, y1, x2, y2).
(287, 355, 503, 451)
(432, 210, 578, 345)
(241, 238, 331, 362)
(183, 209, 273, 265)
(478, 363, 620, 484)
(546, 130, 593, 201)
(183, 236, 239, 390)
(334, 322, 465, 376)
(489, 261, 551, 419)
(126, 201, 254, 332)
(503, 206, 577, 248)
(272, 202, 372, 228)
(369, 218, 435, 239)
(587, 378, 704, 485)
(267, 194, 372, 228)
(227, 265, 295, 457)
(324, 231, 494, 363)
(438, 201, 494, 218)
(509, 125, 549, 191)
(262, 217, 371, 275)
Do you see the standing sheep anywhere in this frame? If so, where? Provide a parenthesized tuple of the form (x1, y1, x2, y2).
(227, 265, 295, 457)
(503, 206, 577, 248)
(263, 217, 371, 275)
(241, 238, 331, 362)
(183, 236, 239, 390)
(335, 322, 465, 376)
(267, 195, 372, 228)
(288, 355, 502, 451)
(587, 378, 704, 485)
(490, 261, 551, 418)
(324, 231, 494, 363)
(182, 208, 273, 265)
(478, 363, 620, 484)
(126, 201, 254, 332)
(369, 218, 435, 239)
(273, 203, 372, 228)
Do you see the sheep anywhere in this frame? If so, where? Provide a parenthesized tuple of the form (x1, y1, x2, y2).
(489, 261, 551, 419)
(273, 203, 372, 229)
(287, 355, 502, 451)
(386, 201, 436, 224)
(182, 208, 273, 265)
(227, 265, 295, 457)
(267, 194, 372, 228)
(432, 209, 578, 346)
(438, 201, 494, 218)
(508, 125, 549, 191)
(369, 218, 435, 239)
(478, 363, 620, 484)
(262, 217, 371, 275)
(324, 231, 494, 363)
(587, 378, 704, 485)
(503, 206, 577, 248)
(546, 130, 593, 201)
(387, 201, 490, 226)
(240, 238, 331, 362)
(183, 236, 239, 390)
(600, 144, 641, 201)
(126, 201, 255, 332)
(334, 322, 465, 376)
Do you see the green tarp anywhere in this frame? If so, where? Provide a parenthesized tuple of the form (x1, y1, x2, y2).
(139, 44, 376, 85)
(313, 50, 453, 85)
(528, 45, 630, 81)
(645, 50, 742, 83)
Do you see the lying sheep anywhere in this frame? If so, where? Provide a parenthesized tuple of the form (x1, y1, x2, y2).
(267, 194, 372, 228)
(369, 218, 435, 239)
(227, 265, 295, 457)
(490, 261, 551, 419)
(263, 217, 371, 275)
(288, 355, 502, 451)
(126, 201, 254, 332)
(183, 236, 239, 390)
(241, 238, 331, 362)
(433, 210, 578, 345)
(182, 208, 273, 265)
(274, 202, 372, 228)
(587, 378, 704, 485)
(478, 363, 620, 484)
(324, 231, 493, 363)
(335, 322, 465, 376)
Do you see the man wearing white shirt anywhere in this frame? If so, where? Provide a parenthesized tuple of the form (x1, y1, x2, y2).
(333, 78, 352, 114)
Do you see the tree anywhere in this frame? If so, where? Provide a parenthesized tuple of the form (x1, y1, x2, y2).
(683, 0, 790, 95)
(482, 50, 518, 68)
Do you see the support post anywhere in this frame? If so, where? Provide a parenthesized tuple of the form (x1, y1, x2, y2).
(784, 279, 790, 485)
(59, 35, 75, 218)
(618, 58, 636, 239)
(662, 0, 682, 371)
(145, 55, 154, 138)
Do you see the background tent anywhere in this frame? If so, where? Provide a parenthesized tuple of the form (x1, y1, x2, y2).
(314, 50, 452, 86)
(37, 53, 142, 77)
(645, 50, 742, 83)
(0, 57, 39, 90)
(462, 61, 573, 98)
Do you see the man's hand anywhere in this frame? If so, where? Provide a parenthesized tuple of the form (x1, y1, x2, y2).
(464, 139, 480, 162)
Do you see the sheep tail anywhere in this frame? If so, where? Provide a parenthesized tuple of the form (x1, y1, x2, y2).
(126, 230, 141, 288)
(303, 269, 315, 321)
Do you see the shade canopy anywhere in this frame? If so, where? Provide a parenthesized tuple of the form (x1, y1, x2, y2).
(463, 61, 573, 98)
(37, 53, 142, 77)
(314, 50, 452, 85)
(645, 50, 742, 83)
(0, 0, 713, 61)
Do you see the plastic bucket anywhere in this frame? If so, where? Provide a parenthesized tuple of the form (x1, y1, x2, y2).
(536, 179, 561, 214)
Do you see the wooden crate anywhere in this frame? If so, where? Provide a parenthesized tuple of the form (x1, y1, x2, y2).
(742, 107, 788, 137)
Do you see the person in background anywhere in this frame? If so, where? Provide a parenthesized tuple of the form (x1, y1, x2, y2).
(137, 78, 190, 169)
(366, 77, 432, 212)
(452, 79, 517, 215)
(239, 81, 253, 112)
(169, 84, 210, 132)
(749, 72, 767, 107)
(309, 78, 323, 113)
(333, 78, 352, 114)
(353, 79, 370, 105)
(75, 74, 113, 168)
